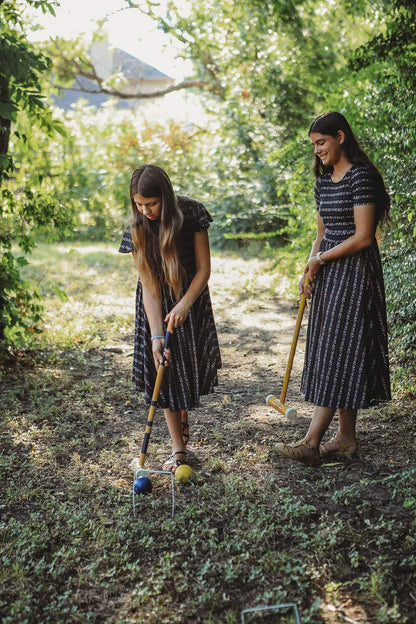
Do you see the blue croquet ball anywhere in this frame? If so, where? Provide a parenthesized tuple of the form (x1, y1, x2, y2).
(133, 476, 152, 494)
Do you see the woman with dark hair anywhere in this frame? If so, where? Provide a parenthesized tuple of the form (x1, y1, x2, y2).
(119, 164, 221, 472)
(276, 112, 391, 466)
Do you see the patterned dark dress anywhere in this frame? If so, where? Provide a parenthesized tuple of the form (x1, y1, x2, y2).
(119, 196, 221, 411)
(301, 166, 391, 409)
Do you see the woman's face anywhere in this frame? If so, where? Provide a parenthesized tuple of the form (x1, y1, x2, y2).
(310, 131, 344, 167)
(133, 194, 162, 221)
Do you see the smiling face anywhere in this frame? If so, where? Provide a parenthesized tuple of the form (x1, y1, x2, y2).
(310, 131, 345, 167)
(133, 194, 162, 221)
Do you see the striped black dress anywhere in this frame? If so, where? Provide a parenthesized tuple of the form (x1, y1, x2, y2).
(301, 166, 391, 409)
(119, 196, 221, 411)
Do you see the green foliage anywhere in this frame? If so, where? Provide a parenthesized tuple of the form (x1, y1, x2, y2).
(351, 0, 416, 87)
(0, 0, 63, 166)
(0, 0, 73, 355)
(267, 137, 317, 256)
(129, 0, 376, 243)
(0, 181, 76, 351)
(342, 2, 416, 365)
(0, 251, 43, 347)
(11, 100, 214, 241)
(3, 0, 416, 363)
(382, 236, 416, 364)
(42, 35, 97, 89)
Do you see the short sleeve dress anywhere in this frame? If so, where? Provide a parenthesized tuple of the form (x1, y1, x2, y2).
(301, 165, 391, 409)
(119, 196, 222, 411)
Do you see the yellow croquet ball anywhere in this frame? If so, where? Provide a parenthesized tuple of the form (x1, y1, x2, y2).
(174, 464, 194, 483)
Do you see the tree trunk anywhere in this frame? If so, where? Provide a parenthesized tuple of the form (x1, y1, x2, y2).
(0, 115, 10, 157)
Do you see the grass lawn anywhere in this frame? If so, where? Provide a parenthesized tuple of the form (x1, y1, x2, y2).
(1, 242, 415, 624)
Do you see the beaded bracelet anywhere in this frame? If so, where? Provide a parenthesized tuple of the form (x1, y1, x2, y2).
(151, 334, 165, 341)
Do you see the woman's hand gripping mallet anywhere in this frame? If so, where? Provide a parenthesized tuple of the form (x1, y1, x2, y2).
(133, 322, 174, 495)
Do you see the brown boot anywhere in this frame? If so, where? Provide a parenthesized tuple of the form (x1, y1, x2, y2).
(275, 439, 321, 466)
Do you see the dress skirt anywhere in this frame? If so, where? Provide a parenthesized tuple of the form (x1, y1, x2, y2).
(133, 280, 221, 411)
(301, 236, 391, 409)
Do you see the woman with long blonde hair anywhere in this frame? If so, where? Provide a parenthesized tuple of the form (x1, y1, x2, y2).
(119, 164, 221, 471)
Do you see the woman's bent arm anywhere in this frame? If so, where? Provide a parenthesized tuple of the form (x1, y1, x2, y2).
(165, 230, 211, 328)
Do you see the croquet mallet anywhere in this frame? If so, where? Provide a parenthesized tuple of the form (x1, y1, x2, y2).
(266, 272, 310, 418)
(138, 321, 174, 469)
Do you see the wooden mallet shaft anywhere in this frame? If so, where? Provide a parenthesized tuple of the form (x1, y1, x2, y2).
(139, 322, 174, 467)
(266, 273, 310, 418)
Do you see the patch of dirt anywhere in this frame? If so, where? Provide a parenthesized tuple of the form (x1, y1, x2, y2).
(2, 254, 415, 623)
(74, 253, 415, 497)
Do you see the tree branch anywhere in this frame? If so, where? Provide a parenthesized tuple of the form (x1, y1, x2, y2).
(65, 77, 211, 99)
(120, 0, 226, 98)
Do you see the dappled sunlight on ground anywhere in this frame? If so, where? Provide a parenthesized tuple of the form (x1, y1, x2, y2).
(3, 243, 415, 624)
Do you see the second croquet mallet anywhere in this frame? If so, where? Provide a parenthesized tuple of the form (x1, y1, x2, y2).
(266, 273, 310, 418)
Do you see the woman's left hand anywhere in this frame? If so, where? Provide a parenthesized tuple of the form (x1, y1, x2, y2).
(165, 300, 190, 329)
(307, 257, 322, 282)
(152, 338, 171, 370)
(301, 258, 322, 299)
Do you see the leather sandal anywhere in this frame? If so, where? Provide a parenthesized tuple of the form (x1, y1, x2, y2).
(181, 411, 189, 447)
(320, 438, 357, 459)
(162, 451, 187, 473)
(275, 439, 321, 466)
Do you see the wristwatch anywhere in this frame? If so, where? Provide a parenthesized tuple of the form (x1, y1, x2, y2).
(316, 251, 326, 265)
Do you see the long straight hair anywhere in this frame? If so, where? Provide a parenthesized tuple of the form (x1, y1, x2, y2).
(309, 112, 390, 226)
(130, 164, 184, 298)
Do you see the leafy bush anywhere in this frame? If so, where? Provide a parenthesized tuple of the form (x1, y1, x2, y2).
(0, 0, 76, 355)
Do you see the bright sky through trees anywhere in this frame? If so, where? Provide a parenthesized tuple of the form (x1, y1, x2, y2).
(28, 0, 192, 79)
